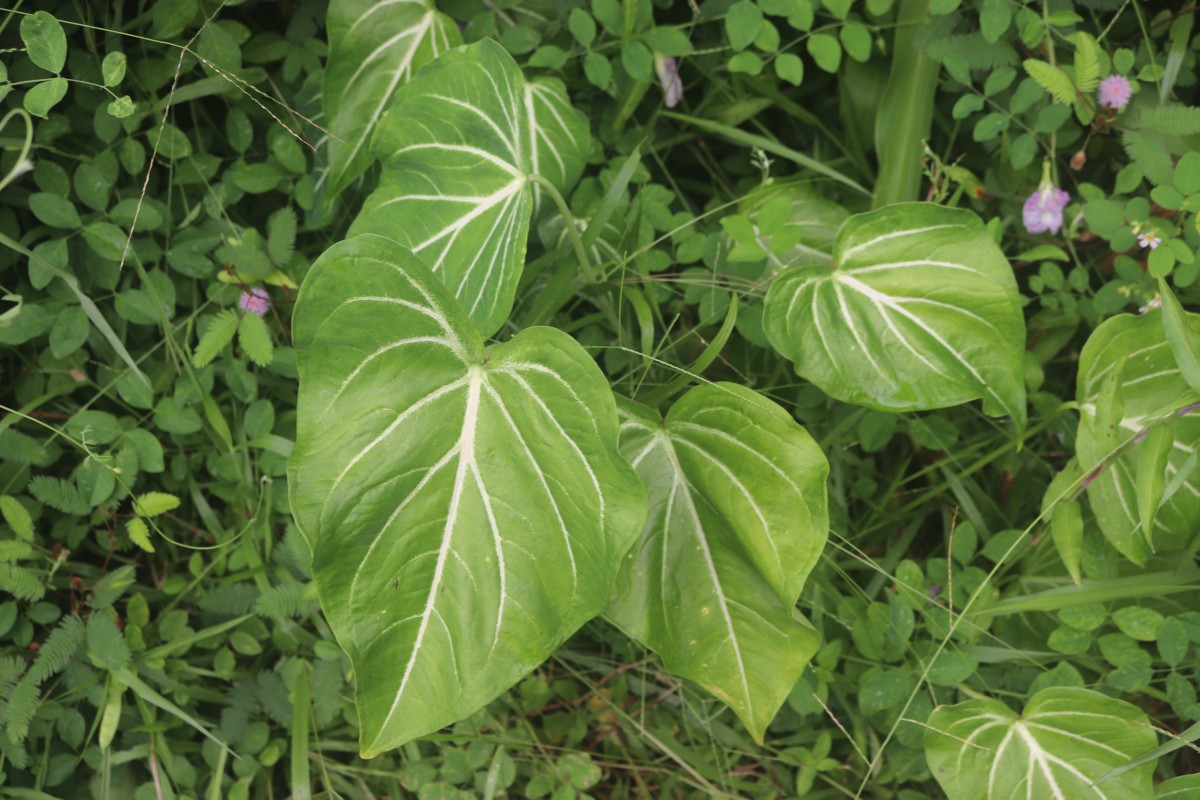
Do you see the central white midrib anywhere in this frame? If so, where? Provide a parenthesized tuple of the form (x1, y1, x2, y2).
(378, 367, 484, 739)
(659, 432, 753, 716)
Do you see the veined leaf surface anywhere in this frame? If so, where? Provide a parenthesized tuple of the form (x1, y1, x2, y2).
(350, 39, 589, 337)
(739, 178, 849, 275)
(924, 687, 1157, 800)
(607, 384, 827, 742)
(763, 203, 1027, 424)
(288, 235, 645, 756)
(322, 0, 460, 198)
(1076, 312, 1200, 565)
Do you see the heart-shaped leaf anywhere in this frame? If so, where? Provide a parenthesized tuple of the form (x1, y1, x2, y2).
(289, 234, 645, 756)
(350, 39, 589, 337)
(764, 203, 1027, 425)
(607, 383, 827, 742)
(924, 687, 1158, 800)
(322, 0, 460, 198)
(1076, 312, 1200, 565)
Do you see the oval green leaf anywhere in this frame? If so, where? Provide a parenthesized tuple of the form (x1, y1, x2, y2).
(24, 77, 68, 118)
(764, 203, 1027, 424)
(607, 383, 827, 742)
(924, 687, 1158, 800)
(1076, 312, 1200, 565)
(322, 0, 460, 198)
(20, 11, 67, 74)
(288, 234, 645, 756)
(350, 39, 589, 337)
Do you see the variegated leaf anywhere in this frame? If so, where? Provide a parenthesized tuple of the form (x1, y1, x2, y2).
(763, 203, 1027, 425)
(350, 39, 589, 337)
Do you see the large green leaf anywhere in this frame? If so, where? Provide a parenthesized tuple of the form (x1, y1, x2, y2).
(739, 178, 849, 275)
(322, 0, 460, 198)
(288, 235, 645, 756)
(350, 39, 589, 337)
(1076, 312, 1200, 565)
(924, 687, 1158, 800)
(607, 383, 827, 742)
(763, 203, 1027, 425)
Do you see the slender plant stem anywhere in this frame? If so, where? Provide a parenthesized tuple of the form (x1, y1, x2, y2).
(528, 173, 620, 331)
(872, 0, 939, 208)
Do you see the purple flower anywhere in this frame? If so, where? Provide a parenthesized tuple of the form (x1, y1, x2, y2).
(1137, 232, 1161, 249)
(1023, 184, 1070, 235)
(654, 55, 683, 108)
(1097, 75, 1133, 110)
(239, 288, 270, 316)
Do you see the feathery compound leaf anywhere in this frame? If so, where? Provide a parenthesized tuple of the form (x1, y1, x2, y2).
(255, 581, 312, 620)
(921, 33, 1018, 71)
(0, 541, 33, 561)
(132, 491, 180, 518)
(4, 674, 41, 745)
(193, 309, 240, 368)
(238, 311, 274, 367)
(1122, 131, 1175, 186)
(267, 207, 297, 266)
(28, 615, 85, 684)
(1136, 105, 1200, 136)
(127, 517, 154, 553)
(0, 565, 45, 601)
(1072, 32, 1100, 92)
(0, 428, 48, 465)
(1024, 59, 1077, 104)
(0, 495, 34, 541)
(28, 476, 89, 516)
(198, 582, 261, 616)
(86, 613, 131, 672)
(88, 565, 136, 610)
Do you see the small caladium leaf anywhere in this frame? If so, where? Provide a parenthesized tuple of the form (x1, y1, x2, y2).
(607, 383, 827, 742)
(350, 39, 589, 337)
(924, 687, 1158, 800)
(1076, 312, 1200, 565)
(289, 235, 645, 756)
(763, 203, 1027, 425)
(322, 0, 460, 198)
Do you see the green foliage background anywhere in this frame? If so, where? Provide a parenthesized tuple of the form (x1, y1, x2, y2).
(0, 0, 1198, 798)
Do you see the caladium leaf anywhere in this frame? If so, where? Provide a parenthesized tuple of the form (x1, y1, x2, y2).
(289, 235, 645, 756)
(763, 203, 1026, 425)
(350, 39, 589, 337)
(1076, 312, 1200, 565)
(322, 0, 460, 199)
(607, 383, 827, 742)
(924, 687, 1158, 800)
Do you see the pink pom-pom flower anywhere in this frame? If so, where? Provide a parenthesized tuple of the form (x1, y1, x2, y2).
(1097, 75, 1133, 111)
(239, 288, 270, 317)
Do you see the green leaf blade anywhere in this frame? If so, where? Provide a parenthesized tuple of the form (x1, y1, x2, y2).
(351, 39, 589, 337)
(1076, 313, 1200, 564)
(288, 235, 645, 756)
(20, 11, 67, 74)
(925, 687, 1158, 800)
(764, 203, 1027, 425)
(606, 383, 828, 742)
(322, 0, 461, 198)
